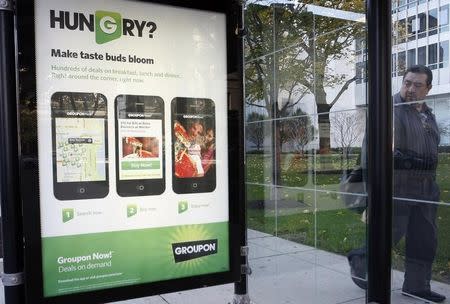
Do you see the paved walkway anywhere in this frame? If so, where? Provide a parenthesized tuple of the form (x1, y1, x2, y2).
(1, 230, 449, 303)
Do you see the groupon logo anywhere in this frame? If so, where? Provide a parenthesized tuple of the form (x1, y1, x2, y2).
(95, 11, 122, 44)
(172, 239, 218, 263)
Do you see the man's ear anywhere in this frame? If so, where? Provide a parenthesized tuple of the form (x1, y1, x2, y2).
(427, 84, 432, 92)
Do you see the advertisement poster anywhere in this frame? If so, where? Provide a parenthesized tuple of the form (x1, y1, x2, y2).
(34, 0, 229, 297)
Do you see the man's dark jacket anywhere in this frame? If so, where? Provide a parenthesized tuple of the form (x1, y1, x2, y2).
(393, 93, 440, 203)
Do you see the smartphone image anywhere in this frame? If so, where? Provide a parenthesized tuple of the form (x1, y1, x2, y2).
(115, 95, 165, 196)
(51, 92, 109, 200)
(171, 97, 216, 194)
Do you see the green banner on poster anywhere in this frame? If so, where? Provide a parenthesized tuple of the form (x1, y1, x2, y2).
(43, 222, 229, 296)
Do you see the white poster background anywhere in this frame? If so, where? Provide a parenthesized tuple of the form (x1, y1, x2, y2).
(35, 0, 228, 237)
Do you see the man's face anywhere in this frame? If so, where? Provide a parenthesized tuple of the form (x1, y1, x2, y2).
(400, 72, 431, 102)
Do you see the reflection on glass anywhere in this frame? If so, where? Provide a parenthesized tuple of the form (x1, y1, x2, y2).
(244, 56, 275, 119)
(244, 1, 368, 303)
(245, 120, 273, 186)
(276, 111, 315, 188)
(276, 188, 315, 244)
(243, 4, 274, 62)
(246, 184, 276, 236)
(393, 66, 447, 303)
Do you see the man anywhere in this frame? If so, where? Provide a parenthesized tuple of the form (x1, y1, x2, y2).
(393, 65, 443, 302)
(348, 65, 445, 302)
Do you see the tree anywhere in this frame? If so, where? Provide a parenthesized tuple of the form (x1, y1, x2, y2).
(245, 2, 310, 119)
(246, 112, 269, 151)
(279, 108, 315, 155)
(331, 111, 364, 168)
(244, 1, 364, 154)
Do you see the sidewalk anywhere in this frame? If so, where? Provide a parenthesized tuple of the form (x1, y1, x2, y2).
(1, 230, 449, 303)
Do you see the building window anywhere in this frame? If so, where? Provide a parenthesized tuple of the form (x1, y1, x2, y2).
(429, 43, 438, 69)
(429, 8, 438, 35)
(440, 5, 449, 32)
(439, 41, 449, 68)
(418, 46, 426, 65)
(356, 61, 366, 84)
(418, 13, 427, 38)
(407, 48, 416, 67)
(408, 16, 417, 41)
(355, 38, 365, 55)
(398, 51, 406, 75)
(397, 19, 407, 44)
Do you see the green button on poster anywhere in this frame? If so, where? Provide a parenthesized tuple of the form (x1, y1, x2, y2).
(121, 161, 160, 170)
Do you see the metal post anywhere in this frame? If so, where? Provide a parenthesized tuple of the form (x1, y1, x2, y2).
(0, 0, 26, 303)
(231, 0, 251, 303)
(366, 0, 392, 303)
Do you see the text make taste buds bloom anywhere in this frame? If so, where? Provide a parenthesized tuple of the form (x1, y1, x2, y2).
(51, 49, 155, 64)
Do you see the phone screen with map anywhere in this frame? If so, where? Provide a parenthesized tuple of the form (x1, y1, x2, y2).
(51, 92, 109, 200)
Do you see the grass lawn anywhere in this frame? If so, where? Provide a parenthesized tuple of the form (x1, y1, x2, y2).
(246, 152, 450, 283)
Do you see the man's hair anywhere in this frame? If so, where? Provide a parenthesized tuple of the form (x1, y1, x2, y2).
(403, 65, 433, 86)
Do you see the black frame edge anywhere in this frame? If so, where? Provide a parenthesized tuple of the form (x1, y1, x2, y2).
(226, 0, 248, 297)
(0, 5, 26, 304)
(366, 0, 393, 303)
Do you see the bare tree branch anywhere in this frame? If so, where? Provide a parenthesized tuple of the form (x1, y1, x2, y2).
(329, 76, 358, 108)
(245, 101, 267, 109)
